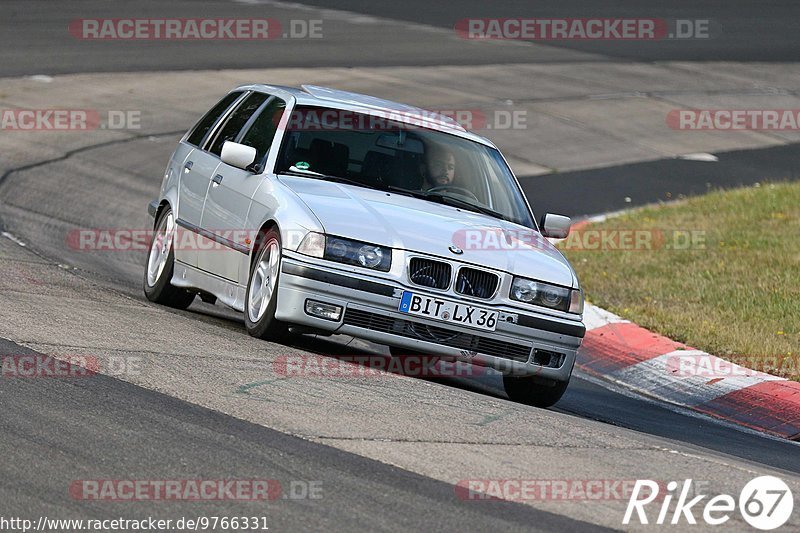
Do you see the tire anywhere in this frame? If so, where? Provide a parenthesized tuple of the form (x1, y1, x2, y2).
(244, 227, 291, 342)
(503, 375, 569, 408)
(143, 206, 195, 309)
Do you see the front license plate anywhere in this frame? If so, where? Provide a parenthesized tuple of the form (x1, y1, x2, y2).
(398, 291, 498, 332)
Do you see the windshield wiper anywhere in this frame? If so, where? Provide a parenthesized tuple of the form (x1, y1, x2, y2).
(384, 185, 429, 199)
(385, 186, 508, 221)
(433, 193, 509, 221)
(281, 166, 381, 190)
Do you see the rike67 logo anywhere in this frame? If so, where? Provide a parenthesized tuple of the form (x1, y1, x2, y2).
(624, 476, 794, 530)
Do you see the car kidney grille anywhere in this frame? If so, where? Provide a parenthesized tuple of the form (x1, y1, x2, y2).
(343, 308, 532, 363)
(455, 267, 499, 299)
(408, 258, 451, 290)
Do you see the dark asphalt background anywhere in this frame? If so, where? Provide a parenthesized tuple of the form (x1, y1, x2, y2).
(524, 143, 800, 218)
(3, 0, 799, 77)
(287, 0, 800, 62)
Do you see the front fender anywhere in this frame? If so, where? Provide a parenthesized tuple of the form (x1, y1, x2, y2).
(248, 174, 325, 252)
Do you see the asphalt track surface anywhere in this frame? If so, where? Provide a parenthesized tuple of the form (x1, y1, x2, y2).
(0, 337, 609, 531)
(2, 0, 800, 78)
(2, 0, 800, 531)
(285, 0, 800, 62)
(525, 142, 800, 218)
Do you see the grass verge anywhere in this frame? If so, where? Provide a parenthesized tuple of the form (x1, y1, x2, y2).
(558, 181, 799, 380)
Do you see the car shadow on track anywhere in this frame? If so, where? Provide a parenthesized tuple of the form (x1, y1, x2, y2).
(183, 298, 512, 402)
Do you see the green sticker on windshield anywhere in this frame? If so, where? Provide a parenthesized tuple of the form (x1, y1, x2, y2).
(295, 161, 310, 170)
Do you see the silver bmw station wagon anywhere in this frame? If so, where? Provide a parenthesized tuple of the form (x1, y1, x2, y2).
(145, 84, 585, 407)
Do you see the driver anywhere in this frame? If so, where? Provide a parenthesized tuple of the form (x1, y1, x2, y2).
(421, 145, 456, 190)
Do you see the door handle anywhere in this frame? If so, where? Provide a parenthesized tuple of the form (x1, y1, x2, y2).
(212, 174, 223, 187)
(184, 161, 194, 172)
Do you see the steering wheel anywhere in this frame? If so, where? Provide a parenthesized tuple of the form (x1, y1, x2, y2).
(427, 185, 480, 203)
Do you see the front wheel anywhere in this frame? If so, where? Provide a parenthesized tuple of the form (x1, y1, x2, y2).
(143, 207, 195, 309)
(503, 375, 569, 408)
(244, 228, 291, 342)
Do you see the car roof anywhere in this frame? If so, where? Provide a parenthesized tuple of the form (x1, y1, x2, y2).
(233, 83, 497, 148)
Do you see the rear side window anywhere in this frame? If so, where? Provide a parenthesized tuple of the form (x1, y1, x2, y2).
(186, 91, 243, 147)
(238, 98, 287, 170)
(208, 92, 269, 156)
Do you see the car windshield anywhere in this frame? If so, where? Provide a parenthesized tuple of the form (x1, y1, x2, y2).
(274, 105, 534, 227)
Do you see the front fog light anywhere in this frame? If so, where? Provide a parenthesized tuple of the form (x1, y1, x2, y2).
(305, 300, 343, 321)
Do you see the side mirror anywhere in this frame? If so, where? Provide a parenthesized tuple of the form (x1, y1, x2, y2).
(540, 213, 571, 239)
(221, 141, 257, 170)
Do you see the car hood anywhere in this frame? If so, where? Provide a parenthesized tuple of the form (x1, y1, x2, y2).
(279, 176, 576, 287)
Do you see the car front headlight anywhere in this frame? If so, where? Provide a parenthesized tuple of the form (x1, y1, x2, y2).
(298, 232, 391, 271)
(510, 276, 582, 314)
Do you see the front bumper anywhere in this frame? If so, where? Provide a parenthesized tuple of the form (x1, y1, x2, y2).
(275, 254, 584, 381)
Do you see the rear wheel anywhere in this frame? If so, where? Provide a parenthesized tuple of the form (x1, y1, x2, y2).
(244, 228, 291, 342)
(503, 375, 569, 408)
(143, 207, 195, 309)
